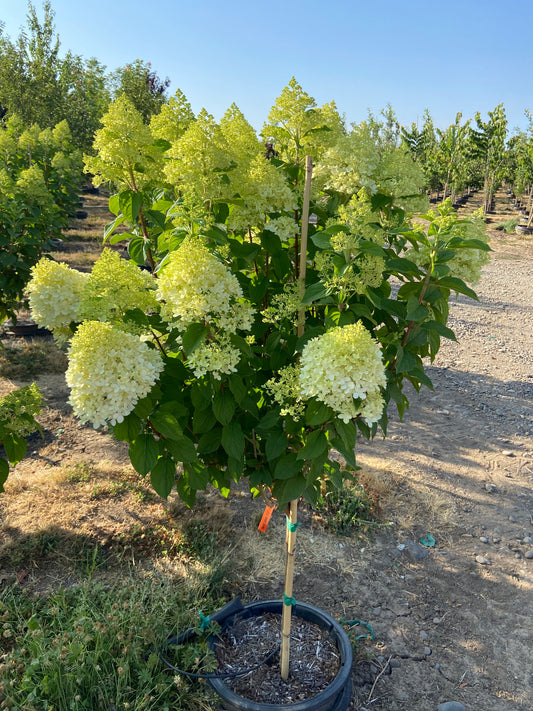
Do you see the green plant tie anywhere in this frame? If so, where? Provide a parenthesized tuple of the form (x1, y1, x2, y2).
(198, 611, 211, 631)
(339, 617, 375, 640)
(283, 594, 296, 606)
(285, 518, 301, 532)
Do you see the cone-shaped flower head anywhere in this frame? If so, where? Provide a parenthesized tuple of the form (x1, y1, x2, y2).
(299, 322, 386, 424)
(66, 321, 164, 428)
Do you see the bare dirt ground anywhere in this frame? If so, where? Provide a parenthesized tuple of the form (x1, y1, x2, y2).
(0, 191, 531, 710)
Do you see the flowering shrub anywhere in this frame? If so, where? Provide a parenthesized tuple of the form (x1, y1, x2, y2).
(25, 80, 491, 510)
(0, 384, 43, 491)
(0, 116, 83, 324)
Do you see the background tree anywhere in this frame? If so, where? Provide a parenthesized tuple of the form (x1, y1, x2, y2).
(0, 2, 63, 128)
(470, 104, 508, 212)
(0, 3, 110, 152)
(110, 59, 170, 122)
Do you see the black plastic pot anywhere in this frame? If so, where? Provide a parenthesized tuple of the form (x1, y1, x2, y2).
(208, 599, 353, 711)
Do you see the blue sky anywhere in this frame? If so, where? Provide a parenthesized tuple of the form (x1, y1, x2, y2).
(1, 0, 532, 134)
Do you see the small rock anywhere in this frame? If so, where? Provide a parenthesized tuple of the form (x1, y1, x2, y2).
(476, 555, 490, 565)
(509, 515, 516, 522)
(389, 658, 401, 669)
(492, 537, 501, 544)
(525, 551, 533, 559)
(485, 483, 498, 493)
(433, 617, 441, 624)
(419, 630, 429, 640)
(372, 607, 382, 617)
(523, 536, 533, 544)
(423, 646, 432, 656)
(502, 450, 515, 457)
(437, 703, 466, 711)
(405, 539, 430, 561)
(479, 536, 489, 544)
(396, 543, 406, 551)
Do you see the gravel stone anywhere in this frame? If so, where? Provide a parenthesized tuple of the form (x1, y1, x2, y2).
(525, 551, 533, 559)
(475, 555, 490, 565)
(405, 539, 430, 561)
(437, 703, 466, 711)
(479, 536, 489, 544)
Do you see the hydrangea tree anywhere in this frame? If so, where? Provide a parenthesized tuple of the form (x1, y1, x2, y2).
(27, 80, 490, 678)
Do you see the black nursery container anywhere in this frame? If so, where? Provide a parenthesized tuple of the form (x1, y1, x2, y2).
(208, 599, 353, 711)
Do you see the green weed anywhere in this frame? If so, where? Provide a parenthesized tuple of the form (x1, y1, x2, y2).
(494, 217, 520, 233)
(314, 481, 377, 536)
(0, 574, 222, 710)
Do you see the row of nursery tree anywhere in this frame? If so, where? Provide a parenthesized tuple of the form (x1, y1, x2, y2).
(1, 3, 533, 200)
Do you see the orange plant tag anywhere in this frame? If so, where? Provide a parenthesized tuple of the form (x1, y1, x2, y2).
(258, 503, 275, 533)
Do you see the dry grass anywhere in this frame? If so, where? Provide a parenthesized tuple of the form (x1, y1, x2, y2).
(0, 337, 68, 379)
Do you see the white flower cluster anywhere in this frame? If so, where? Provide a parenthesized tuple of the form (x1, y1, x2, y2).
(299, 322, 386, 424)
(66, 321, 164, 428)
(265, 364, 304, 419)
(187, 334, 241, 380)
(156, 238, 254, 331)
(26, 258, 88, 341)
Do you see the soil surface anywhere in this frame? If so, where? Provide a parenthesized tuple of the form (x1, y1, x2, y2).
(0, 190, 532, 710)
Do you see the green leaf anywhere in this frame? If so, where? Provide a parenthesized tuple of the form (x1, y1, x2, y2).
(310, 232, 332, 249)
(406, 295, 429, 321)
(273, 453, 303, 480)
(371, 193, 394, 211)
(192, 406, 217, 434)
(272, 475, 307, 507)
(129, 434, 159, 476)
(113, 413, 142, 442)
(422, 320, 457, 341)
(128, 237, 145, 265)
(436, 276, 478, 300)
(134, 396, 154, 419)
(221, 422, 245, 461)
(150, 456, 176, 498)
(175, 476, 196, 507)
(334, 419, 357, 452)
(119, 190, 143, 223)
(261, 229, 283, 255)
(197, 428, 222, 455)
(356, 240, 386, 257)
(265, 429, 288, 460)
(185, 461, 210, 490)
(213, 390, 236, 425)
(256, 410, 280, 435)
(0, 458, 9, 493)
(165, 435, 198, 463)
(149, 410, 183, 440)
(108, 194, 120, 216)
(302, 282, 328, 304)
(103, 215, 126, 242)
(395, 348, 418, 374)
(330, 437, 356, 468)
(297, 429, 329, 461)
(228, 375, 247, 404)
(3, 432, 27, 465)
(182, 323, 208, 355)
(305, 400, 334, 426)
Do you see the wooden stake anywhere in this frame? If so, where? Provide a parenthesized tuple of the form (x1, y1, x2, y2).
(280, 156, 313, 681)
(280, 499, 298, 680)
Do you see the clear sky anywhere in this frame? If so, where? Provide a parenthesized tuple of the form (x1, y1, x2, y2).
(1, 0, 532, 134)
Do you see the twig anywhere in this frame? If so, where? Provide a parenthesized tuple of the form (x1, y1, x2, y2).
(366, 655, 393, 704)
